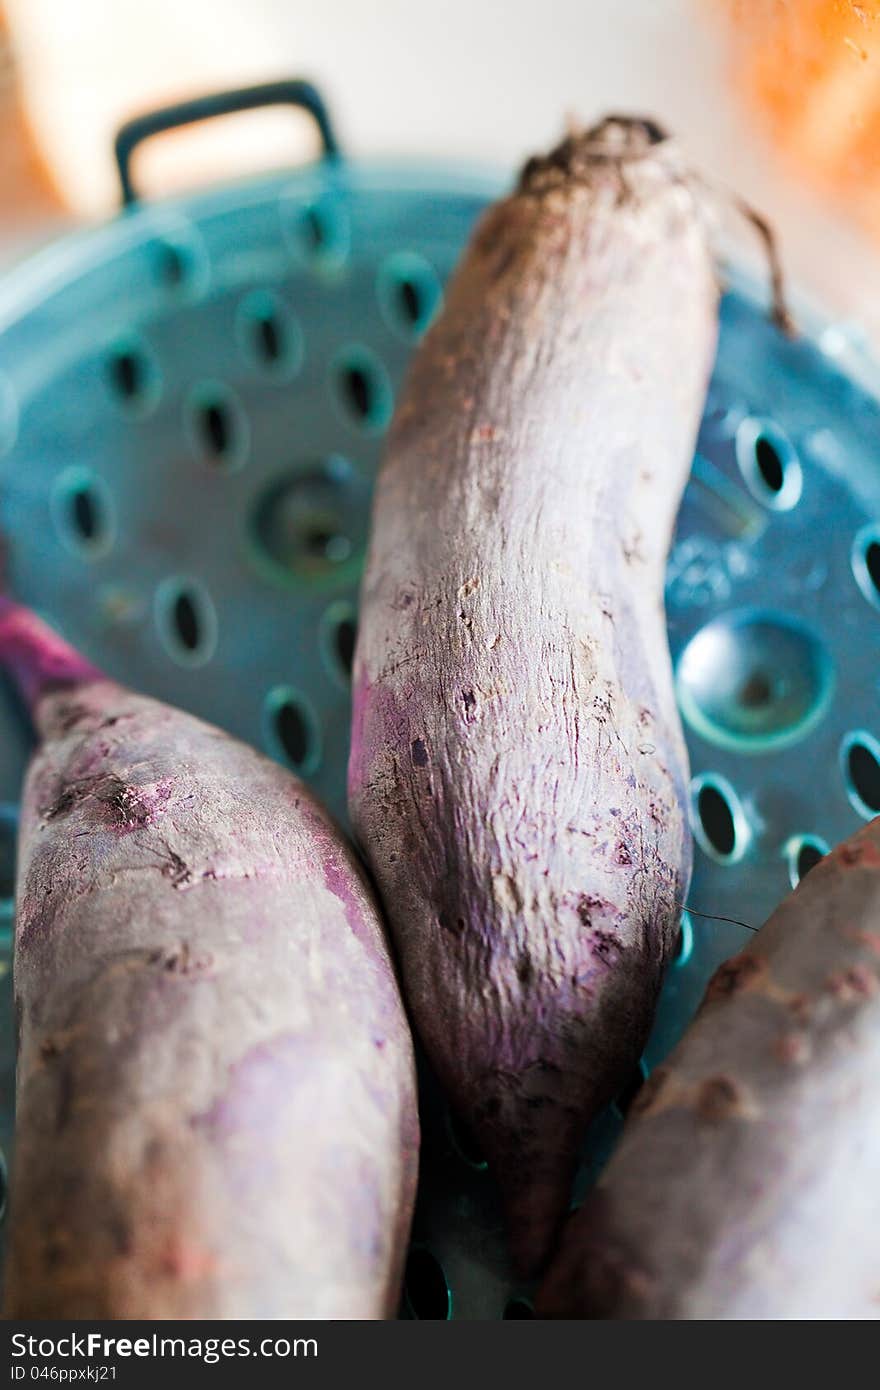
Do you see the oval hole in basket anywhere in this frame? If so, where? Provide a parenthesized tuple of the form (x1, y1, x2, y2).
(852, 525, 880, 611)
(379, 253, 442, 339)
(674, 910, 694, 967)
(155, 578, 217, 669)
(403, 1247, 452, 1320)
(201, 401, 231, 456)
(173, 592, 200, 652)
(334, 614, 356, 677)
(109, 349, 142, 402)
(301, 205, 327, 254)
(237, 292, 302, 375)
(754, 434, 784, 493)
(256, 312, 282, 364)
(264, 687, 320, 776)
(735, 419, 802, 511)
(866, 542, 880, 597)
(797, 841, 825, 879)
(290, 195, 349, 268)
(51, 469, 113, 558)
(275, 700, 308, 766)
(841, 732, 880, 819)
(697, 783, 736, 857)
(502, 1298, 535, 1320)
(332, 348, 393, 434)
(785, 834, 829, 888)
(187, 384, 248, 471)
(691, 773, 748, 864)
(155, 240, 190, 290)
(320, 602, 357, 686)
(106, 338, 160, 415)
(72, 487, 100, 543)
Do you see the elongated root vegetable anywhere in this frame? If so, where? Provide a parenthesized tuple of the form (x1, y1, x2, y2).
(0, 599, 418, 1319)
(349, 118, 718, 1273)
(537, 822, 880, 1319)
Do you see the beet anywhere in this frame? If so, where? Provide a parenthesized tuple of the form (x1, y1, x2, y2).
(349, 118, 718, 1272)
(0, 598, 418, 1318)
(537, 821, 880, 1319)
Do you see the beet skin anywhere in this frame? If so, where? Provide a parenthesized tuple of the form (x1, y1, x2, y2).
(537, 820, 880, 1319)
(0, 598, 418, 1319)
(349, 118, 719, 1273)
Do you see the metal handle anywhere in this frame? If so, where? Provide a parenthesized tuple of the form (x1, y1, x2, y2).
(114, 78, 340, 207)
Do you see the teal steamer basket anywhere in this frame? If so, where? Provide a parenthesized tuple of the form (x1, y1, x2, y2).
(1, 79, 879, 1319)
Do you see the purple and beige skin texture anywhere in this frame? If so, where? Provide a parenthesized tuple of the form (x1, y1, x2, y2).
(537, 821, 880, 1319)
(349, 118, 719, 1274)
(0, 598, 419, 1320)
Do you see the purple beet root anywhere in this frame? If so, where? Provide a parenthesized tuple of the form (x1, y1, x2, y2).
(349, 119, 718, 1274)
(0, 598, 418, 1319)
(536, 820, 880, 1319)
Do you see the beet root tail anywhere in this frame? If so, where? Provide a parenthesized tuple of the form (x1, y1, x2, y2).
(0, 598, 105, 722)
(468, 1084, 588, 1278)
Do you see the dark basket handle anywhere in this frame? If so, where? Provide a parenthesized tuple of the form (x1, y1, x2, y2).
(114, 78, 340, 207)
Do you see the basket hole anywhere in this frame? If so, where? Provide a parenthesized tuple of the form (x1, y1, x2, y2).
(249, 458, 369, 587)
(674, 910, 694, 967)
(379, 253, 442, 339)
(332, 348, 393, 434)
(72, 487, 99, 543)
(403, 1248, 451, 1320)
(187, 385, 248, 471)
(275, 700, 308, 766)
(797, 842, 824, 878)
(264, 687, 320, 775)
(842, 732, 880, 819)
(785, 834, 829, 888)
(256, 312, 282, 363)
(399, 279, 420, 324)
(754, 435, 784, 493)
(320, 602, 357, 686)
(173, 592, 200, 652)
(155, 579, 217, 669)
(302, 206, 327, 253)
(614, 1060, 648, 1118)
(866, 542, 880, 595)
(105, 338, 160, 415)
(502, 1298, 534, 1320)
(109, 350, 142, 401)
(691, 774, 748, 863)
(51, 470, 113, 558)
(852, 526, 880, 611)
(446, 1109, 488, 1171)
(203, 402, 230, 455)
(344, 367, 370, 419)
(237, 292, 302, 375)
(697, 784, 736, 857)
(290, 196, 349, 268)
(334, 615, 356, 676)
(155, 241, 189, 289)
(736, 419, 801, 510)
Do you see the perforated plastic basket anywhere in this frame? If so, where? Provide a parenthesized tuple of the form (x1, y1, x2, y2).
(1, 79, 879, 1319)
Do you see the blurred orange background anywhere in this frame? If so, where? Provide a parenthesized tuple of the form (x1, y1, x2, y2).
(717, 1, 880, 237)
(2, 0, 880, 342)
